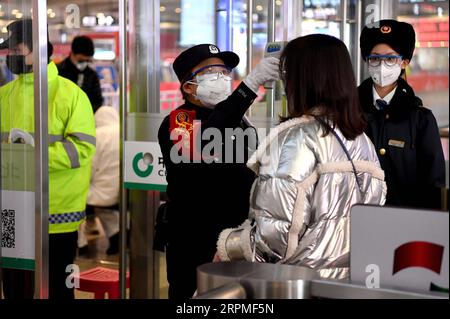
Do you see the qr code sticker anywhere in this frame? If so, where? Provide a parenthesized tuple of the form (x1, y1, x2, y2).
(1, 209, 15, 249)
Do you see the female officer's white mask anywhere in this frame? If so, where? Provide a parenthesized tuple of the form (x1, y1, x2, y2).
(368, 63, 402, 87)
(191, 74, 232, 108)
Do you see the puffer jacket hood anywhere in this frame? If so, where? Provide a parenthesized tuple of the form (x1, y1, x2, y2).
(95, 106, 119, 128)
(88, 106, 120, 207)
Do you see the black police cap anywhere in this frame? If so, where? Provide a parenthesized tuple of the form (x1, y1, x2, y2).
(0, 19, 33, 50)
(360, 19, 416, 61)
(0, 19, 53, 57)
(173, 44, 239, 83)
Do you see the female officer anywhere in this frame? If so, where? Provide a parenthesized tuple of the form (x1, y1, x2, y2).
(358, 20, 445, 209)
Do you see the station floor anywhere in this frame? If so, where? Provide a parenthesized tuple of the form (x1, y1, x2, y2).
(74, 217, 168, 299)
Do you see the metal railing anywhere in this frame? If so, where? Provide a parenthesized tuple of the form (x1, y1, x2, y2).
(195, 262, 448, 300)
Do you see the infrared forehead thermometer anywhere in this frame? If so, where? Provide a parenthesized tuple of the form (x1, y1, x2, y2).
(263, 41, 287, 89)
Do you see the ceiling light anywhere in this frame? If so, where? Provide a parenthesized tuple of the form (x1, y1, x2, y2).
(105, 15, 114, 26)
(94, 50, 116, 61)
(83, 16, 97, 27)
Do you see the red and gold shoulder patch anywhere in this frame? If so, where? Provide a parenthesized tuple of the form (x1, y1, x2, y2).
(170, 109, 196, 133)
(169, 109, 197, 159)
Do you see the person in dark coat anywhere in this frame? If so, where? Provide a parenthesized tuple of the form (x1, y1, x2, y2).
(358, 19, 445, 209)
(158, 44, 280, 299)
(57, 35, 103, 113)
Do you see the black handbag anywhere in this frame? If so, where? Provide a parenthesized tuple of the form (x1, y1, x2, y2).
(153, 202, 170, 252)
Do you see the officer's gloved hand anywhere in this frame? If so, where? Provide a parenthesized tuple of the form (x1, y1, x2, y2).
(243, 57, 280, 93)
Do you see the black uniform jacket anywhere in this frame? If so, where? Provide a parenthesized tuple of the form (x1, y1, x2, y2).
(158, 82, 258, 250)
(358, 77, 445, 209)
(57, 57, 104, 113)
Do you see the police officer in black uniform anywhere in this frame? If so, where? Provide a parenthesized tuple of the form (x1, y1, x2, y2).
(158, 44, 280, 299)
(358, 20, 445, 209)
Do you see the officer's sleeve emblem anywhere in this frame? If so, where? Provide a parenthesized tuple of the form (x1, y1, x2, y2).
(169, 109, 196, 158)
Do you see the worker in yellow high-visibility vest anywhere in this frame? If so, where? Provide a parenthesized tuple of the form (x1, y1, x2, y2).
(0, 19, 96, 299)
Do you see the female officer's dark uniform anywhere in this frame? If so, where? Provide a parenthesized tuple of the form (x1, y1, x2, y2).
(158, 44, 259, 299)
(358, 20, 445, 209)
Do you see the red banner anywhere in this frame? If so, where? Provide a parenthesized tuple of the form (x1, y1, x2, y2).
(393, 241, 444, 274)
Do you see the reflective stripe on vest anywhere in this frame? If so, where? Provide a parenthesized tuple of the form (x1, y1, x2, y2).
(1, 132, 64, 144)
(49, 134, 64, 143)
(60, 133, 96, 168)
(0, 132, 94, 146)
(71, 132, 96, 146)
(49, 211, 85, 224)
(62, 139, 80, 168)
(1, 132, 95, 169)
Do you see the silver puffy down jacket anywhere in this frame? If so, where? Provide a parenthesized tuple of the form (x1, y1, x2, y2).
(217, 115, 387, 279)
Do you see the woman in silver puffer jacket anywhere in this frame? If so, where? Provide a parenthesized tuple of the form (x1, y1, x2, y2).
(216, 34, 387, 279)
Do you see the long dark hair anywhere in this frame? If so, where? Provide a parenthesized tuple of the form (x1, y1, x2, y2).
(280, 34, 366, 140)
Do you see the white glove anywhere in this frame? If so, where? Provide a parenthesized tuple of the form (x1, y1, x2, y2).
(9, 128, 35, 147)
(243, 57, 280, 93)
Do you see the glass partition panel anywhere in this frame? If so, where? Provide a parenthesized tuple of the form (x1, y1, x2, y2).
(0, 0, 45, 299)
(397, 0, 449, 128)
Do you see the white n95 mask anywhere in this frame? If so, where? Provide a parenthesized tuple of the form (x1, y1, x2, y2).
(368, 64, 402, 87)
(192, 74, 232, 108)
(76, 61, 89, 71)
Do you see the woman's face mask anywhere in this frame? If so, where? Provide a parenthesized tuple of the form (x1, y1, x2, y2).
(6, 54, 33, 74)
(189, 73, 232, 108)
(368, 63, 402, 87)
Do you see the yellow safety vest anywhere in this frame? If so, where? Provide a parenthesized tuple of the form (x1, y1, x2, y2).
(0, 61, 96, 234)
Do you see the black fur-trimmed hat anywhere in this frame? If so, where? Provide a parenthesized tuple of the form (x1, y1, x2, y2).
(360, 19, 416, 61)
